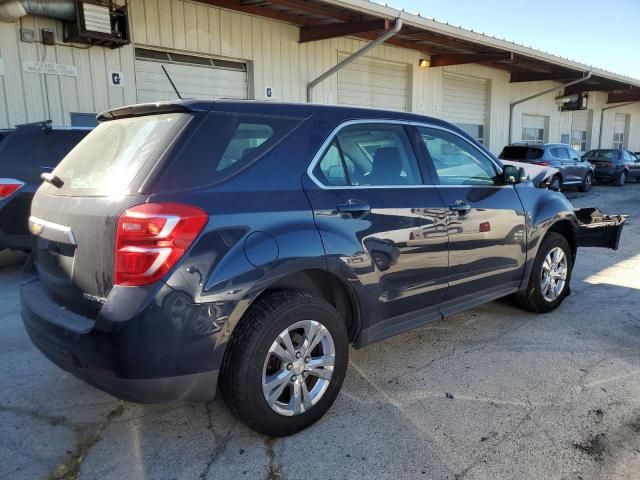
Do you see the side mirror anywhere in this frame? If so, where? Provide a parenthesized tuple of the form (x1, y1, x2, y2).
(503, 165, 525, 184)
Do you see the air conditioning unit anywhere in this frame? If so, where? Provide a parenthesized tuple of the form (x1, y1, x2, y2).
(64, 0, 130, 49)
(559, 92, 588, 112)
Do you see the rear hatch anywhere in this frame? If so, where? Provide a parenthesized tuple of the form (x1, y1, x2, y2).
(31, 109, 194, 317)
(499, 146, 544, 163)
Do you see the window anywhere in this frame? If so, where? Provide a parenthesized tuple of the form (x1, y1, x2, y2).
(521, 115, 547, 143)
(522, 127, 544, 143)
(613, 133, 625, 150)
(550, 147, 570, 160)
(217, 123, 274, 172)
(417, 127, 498, 186)
(70, 112, 98, 128)
(454, 123, 484, 144)
(313, 123, 422, 187)
(571, 130, 588, 152)
(499, 146, 543, 161)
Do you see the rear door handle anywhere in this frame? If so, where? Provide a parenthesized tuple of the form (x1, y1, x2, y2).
(449, 201, 471, 215)
(337, 201, 370, 216)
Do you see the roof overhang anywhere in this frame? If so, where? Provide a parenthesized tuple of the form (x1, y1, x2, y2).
(200, 0, 640, 93)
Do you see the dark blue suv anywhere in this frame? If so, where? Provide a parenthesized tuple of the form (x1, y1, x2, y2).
(21, 101, 626, 436)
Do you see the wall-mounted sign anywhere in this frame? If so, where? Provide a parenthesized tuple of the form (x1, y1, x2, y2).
(109, 71, 124, 87)
(265, 86, 273, 99)
(0, 58, 4, 76)
(23, 61, 78, 77)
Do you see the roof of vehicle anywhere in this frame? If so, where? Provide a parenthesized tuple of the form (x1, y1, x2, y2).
(13, 121, 93, 132)
(98, 99, 462, 129)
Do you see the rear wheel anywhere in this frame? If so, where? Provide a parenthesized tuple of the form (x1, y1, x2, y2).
(221, 291, 349, 436)
(549, 175, 562, 191)
(578, 172, 593, 192)
(615, 170, 626, 186)
(515, 232, 572, 313)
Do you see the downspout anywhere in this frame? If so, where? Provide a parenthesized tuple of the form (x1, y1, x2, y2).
(597, 101, 638, 148)
(508, 71, 592, 143)
(307, 18, 403, 103)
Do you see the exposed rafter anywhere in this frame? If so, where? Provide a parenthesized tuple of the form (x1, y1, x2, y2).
(259, 0, 351, 21)
(510, 71, 582, 83)
(300, 19, 389, 43)
(608, 91, 640, 103)
(429, 52, 514, 67)
(202, 0, 317, 25)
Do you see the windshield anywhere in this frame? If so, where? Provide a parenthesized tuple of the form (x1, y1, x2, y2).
(44, 113, 188, 196)
(583, 150, 620, 162)
(499, 146, 544, 161)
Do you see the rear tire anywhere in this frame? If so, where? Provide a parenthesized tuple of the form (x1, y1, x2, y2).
(514, 232, 572, 313)
(615, 170, 626, 186)
(221, 290, 349, 437)
(578, 172, 593, 192)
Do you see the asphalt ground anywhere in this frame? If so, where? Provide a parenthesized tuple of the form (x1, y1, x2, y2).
(1, 182, 639, 480)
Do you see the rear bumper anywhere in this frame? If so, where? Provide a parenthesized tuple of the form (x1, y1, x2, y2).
(21, 278, 223, 403)
(575, 208, 627, 250)
(593, 168, 622, 180)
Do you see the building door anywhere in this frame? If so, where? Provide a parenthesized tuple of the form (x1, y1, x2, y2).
(337, 55, 409, 111)
(522, 115, 547, 143)
(134, 48, 248, 103)
(613, 113, 629, 150)
(571, 110, 590, 152)
(442, 73, 488, 144)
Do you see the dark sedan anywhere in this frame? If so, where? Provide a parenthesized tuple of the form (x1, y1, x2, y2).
(583, 149, 640, 185)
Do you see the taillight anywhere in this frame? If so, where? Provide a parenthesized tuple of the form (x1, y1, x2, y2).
(115, 203, 208, 286)
(0, 178, 24, 199)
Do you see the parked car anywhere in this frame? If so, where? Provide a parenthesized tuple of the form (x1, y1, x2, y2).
(21, 101, 626, 436)
(0, 122, 91, 251)
(498, 143, 594, 192)
(0, 129, 13, 143)
(582, 149, 640, 185)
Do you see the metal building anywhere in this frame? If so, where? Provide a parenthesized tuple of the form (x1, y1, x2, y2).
(0, 0, 638, 154)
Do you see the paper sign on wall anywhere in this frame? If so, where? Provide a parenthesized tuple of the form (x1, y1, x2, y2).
(23, 61, 78, 77)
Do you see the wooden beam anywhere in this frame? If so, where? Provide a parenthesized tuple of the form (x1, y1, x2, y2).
(201, 0, 318, 25)
(261, 0, 351, 21)
(405, 31, 477, 52)
(429, 52, 514, 67)
(510, 71, 582, 83)
(300, 19, 389, 43)
(608, 91, 640, 103)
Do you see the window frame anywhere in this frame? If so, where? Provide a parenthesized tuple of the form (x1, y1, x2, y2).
(307, 119, 504, 190)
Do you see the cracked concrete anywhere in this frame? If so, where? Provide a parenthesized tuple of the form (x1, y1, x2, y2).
(1, 183, 639, 479)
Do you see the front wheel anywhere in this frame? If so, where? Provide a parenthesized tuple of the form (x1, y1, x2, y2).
(221, 291, 349, 436)
(515, 232, 572, 313)
(578, 172, 593, 192)
(615, 170, 626, 186)
(549, 175, 562, 191)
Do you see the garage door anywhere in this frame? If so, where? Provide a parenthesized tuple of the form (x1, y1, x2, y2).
(337, 54, 408, 111)
(613, 113, 629, 149)
(571, 110, 590, 152)
(443, 73, 488, 143)
(135, 48, 248, 103)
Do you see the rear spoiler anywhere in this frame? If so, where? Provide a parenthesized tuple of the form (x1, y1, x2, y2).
(97, 101, 212, 122)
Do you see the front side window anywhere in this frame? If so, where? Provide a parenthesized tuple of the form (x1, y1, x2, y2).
(417, 127, 498, 186)
(313, 123, 422, 187)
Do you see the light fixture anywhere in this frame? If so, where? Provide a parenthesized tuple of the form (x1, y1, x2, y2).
(419, 58, 430, 68)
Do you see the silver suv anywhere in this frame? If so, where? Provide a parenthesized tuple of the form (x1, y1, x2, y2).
(499, 143, 594, 192)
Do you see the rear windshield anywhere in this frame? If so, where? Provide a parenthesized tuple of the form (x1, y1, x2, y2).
(583, 150, 621, 162)
(42, 113, 188, 196)
(0, 127, 89, 184)
(155, 112, 303, 190)
(499, 146, 544, 161)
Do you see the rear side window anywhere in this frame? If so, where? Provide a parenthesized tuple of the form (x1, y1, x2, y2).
(313, 123, 422, 187)
(157, 112, 303, 190)
(499, 146, 543, 160)
(43, 113, 186, 196)
(550, 147, 569, 159)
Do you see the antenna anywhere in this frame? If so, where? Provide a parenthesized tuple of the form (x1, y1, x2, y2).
(161, 65, 183, 100)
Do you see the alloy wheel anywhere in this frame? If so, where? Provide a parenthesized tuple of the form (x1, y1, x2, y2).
(262, 320, 335, 416)
(540, 247, 568, 302)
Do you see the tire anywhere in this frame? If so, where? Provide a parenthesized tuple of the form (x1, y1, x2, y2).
(615, 170, 626, 187)
(549, 175, 562, 191)
(514, 232, 573, 313)
(578, 172, 593, 192)
(221, 290, 349, 436)
(635, 175, 640, 183)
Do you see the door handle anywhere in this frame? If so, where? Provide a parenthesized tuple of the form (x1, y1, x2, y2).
(449, 201, 471, 215)
(337, 201, 370, 216)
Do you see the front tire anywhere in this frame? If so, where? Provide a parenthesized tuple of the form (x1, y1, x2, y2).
(615, 170, 626, 186)
(578, 172, 593, 192)
(549, 175, 562, 191)
(221, 291, 349, 436)
(515, 232, 572, 313)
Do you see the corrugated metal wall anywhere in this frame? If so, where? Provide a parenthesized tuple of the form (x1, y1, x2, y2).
(0, 0, 638, 153)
